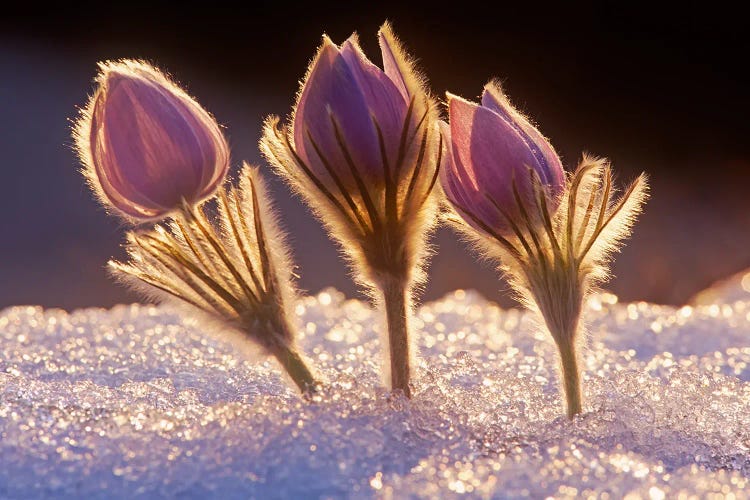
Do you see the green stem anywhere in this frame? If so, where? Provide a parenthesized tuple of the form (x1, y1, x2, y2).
(557, 339, 582, 418)
(382, 276, 412, 398)
(273, 344, 317, 395)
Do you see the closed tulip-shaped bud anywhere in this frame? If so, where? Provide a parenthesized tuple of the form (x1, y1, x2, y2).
(441, 84, 565, 238)
(75, 59, 229, 221)
(262, 23, 443, 398)
(442, 81, 649, 418)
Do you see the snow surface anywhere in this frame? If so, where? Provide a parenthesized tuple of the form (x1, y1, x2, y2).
(1, 284, 750, 499)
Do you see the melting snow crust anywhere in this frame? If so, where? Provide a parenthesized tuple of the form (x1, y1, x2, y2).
(2, 280, 750, 498)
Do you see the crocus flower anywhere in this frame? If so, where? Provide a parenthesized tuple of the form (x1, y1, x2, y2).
(261, 23, 443, 398)
(74, 61, 317, 394)
(441, 83, 565, 238)
(442, 81, 648, 418)
(75, 59, 229, 221)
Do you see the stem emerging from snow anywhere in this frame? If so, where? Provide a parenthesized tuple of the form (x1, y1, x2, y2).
(556, 337, 582, 418)
(534, 265, 585, 419)
(444, 156, 649, 419)
(272, 342, 317, 394)
(382, 275, 412, 398)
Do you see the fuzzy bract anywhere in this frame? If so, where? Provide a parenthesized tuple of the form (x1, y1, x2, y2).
(110, 165, 318, 393)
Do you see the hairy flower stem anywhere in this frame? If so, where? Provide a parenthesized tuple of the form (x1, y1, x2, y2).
(538, 298, 584, 418)
(271, 341, 317, 394)
(261, 299, 318, 395)
(556, 337, 582, 418)
(533, 263, 585, 419)
(445, 158, 648, 419)
(381, 275, 412, 398)
(532, 266, 584, 418)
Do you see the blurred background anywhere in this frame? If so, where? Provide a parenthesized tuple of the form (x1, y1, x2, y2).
(1, 2, 748, 310)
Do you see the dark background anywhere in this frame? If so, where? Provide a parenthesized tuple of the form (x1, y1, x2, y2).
(1, 2, 748, 310)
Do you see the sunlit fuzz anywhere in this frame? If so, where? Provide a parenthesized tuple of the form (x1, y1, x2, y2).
(441, 81, 649, 418)
(110, 165, 318, 394)
(74, 59, 229, 221)
(261, 22, 443, 398)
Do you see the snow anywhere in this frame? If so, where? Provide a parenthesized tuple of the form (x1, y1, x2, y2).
(1, 284, 749, 499)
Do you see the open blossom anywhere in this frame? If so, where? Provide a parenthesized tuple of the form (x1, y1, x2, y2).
(75, 59, 229, 221)
(261, 23, 442, 398)
(442, 81, 648, 418)
(440, 82, 565, 238)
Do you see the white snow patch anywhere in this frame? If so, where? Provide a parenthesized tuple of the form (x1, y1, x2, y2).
(1, 287, 749, 498)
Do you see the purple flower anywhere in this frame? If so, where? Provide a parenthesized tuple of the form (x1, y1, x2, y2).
(440, 81, 649, 418)
(291, 32, 419, 188)
(75, 60, 230, 220)
(440, 82, 565, 237)
(261, 24, 442, 398)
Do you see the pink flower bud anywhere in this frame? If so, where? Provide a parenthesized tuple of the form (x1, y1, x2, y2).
(292, 33, 416, 188)
(261, 23, 442, 399)
(75, 60, 230, 221)
(441, 83, 649, 419)
(440, 82, 565, 237)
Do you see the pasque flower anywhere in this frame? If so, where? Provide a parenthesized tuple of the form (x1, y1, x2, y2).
(261, 23, 443, 398)
(441, 85, 566, 236)
(441, 81, 648, 418)
(75, 59, 229, 221)
(75, 60, 317, 393)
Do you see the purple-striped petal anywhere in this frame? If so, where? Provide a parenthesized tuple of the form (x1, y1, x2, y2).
(454, 94, 543, 224)
(378, 24, 410, 102)
(440, 121, 486, 229)
(293, 38, 382, 185)
(442, 85, 567, 238)
(340, 37, 408, 169)
(481, 83, 564, 194)
(81, 60, 229, 220)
